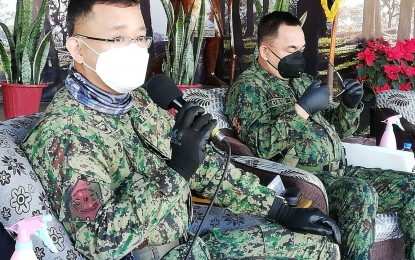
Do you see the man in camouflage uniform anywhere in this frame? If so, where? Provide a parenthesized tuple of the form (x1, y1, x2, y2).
(225, 11, 415, 260)
(21, 1, 341, 259)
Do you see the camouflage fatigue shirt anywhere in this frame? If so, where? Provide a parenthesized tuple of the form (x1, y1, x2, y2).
(22, 86, 277, 259)
(225, 60, 363, 167)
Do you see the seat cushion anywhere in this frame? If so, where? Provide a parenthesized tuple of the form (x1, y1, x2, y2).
(182, 87, 230, 129)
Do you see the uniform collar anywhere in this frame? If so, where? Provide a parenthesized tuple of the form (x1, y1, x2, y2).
(252, 58, 290, 86)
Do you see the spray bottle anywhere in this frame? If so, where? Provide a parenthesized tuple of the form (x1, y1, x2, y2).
(5, 214, 58, 260)
(379, 115, 404, 149)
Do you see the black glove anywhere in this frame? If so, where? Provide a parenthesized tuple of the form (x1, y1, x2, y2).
(168, 104, 217, 181)
(342, 79, 363, 109)
(276, 204, 341, 244)
(297, 80, 330, 115)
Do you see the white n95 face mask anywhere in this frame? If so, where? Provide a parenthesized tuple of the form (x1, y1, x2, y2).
(80, 40, 149, 93)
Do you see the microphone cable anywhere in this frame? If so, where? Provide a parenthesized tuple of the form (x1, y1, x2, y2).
(184, 138, 232, 260)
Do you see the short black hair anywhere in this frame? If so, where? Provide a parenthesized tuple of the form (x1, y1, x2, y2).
(67, 0, 140, 36)
(257, 11, 301, 47)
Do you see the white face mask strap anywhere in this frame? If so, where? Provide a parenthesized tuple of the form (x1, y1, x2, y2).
(76, 37, 100, 56)
(76, 37, 100, 72)
(83, 61, 97, 73)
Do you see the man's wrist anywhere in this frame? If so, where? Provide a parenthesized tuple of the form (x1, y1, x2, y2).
(295, 103, 309, 119)
(167, 159, 194, 181)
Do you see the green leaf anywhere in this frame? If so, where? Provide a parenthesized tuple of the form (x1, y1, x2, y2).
(33, 31, 51, 84)
(15, 0, 32, 79)
(13, 0, 23, 43)
(22, 0, 48, 80)
(163, 44, 172, 78)
(0, 41, 12, 83)
(357, 66, 367, 78)
(0, 23, 16, 82)
(373, 61, 382, 71)
(192, 0, 206, 84)
(409, 76, 415, 87)
(377, 75, 386, 86)
(274, 0, 290, 12)
(392, 59, 400, 66)
(391, 80, 400, 89)
(254, 0, 263, 19)
(368, 68, 376, 79)
(173, 5, 186, 84)
(18, 0, 33, 54)
(299, 12, 308, 27)
(397, 73, 405, 84)
(160, 0, 174, 34)
(183, 44, 194, 85)
(21, 44, 31, 84)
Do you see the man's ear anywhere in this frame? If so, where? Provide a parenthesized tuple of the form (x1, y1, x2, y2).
(258, 45, 268, 61)
(66, 37, 84, 64)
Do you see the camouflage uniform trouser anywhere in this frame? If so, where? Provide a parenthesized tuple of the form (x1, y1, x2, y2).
(161, 224, 339, 259)
(314, 165, 415, 260)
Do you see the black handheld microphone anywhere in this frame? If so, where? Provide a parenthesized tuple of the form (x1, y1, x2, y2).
(146, 74, 226, 142)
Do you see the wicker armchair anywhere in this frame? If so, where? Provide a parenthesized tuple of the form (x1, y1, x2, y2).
(183, 87, 405, 260)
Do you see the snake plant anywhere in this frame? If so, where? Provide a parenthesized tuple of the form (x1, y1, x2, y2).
(254, 0, 290, 18)
(254, 0, 307, 26)
(0, 0, 51, 85)
(161, 0, 206, 85)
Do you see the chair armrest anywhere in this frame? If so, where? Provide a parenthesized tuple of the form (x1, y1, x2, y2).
(342, 142, 415, 172)
(231, 156, 329, 214)
(211, 128, 255, 156)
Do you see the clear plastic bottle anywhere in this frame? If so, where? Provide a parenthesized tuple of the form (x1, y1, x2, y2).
(402, 143, 415, 172)
(402, 142, 413, 152)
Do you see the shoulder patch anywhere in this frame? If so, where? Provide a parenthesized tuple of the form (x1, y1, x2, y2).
(67, 179, 102, 221)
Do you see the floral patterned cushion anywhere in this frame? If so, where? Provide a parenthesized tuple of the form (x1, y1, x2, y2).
(182, 88, 230, 129)
(0, 114, 84, 260)
(188, 204, 268, 235)
(376, 89, 415, 124)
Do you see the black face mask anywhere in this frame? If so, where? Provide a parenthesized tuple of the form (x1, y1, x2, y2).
(266, 48, 306, 78)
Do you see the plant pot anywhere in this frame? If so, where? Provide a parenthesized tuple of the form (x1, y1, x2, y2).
(177, 84, 203, 91)
(1, 83, 48, 120)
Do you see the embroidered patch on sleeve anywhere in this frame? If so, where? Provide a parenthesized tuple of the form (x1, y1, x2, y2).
(67, 179, 102, 221)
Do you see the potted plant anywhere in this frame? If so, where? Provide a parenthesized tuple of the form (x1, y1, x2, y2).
(356, 37, 415, 140)
(0, 0, 51, 120)
(357, 37, 415, 95)
(160, 0, 206, 88)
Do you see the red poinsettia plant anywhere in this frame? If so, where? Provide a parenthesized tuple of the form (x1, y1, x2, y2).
(356, 37, 415, 94)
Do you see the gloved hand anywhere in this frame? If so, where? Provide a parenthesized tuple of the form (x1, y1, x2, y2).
(276, 204, 341, 244)
(342, 79, 363, 109)
(168, 104, 217, 181)
(297, 80, 330, 115)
